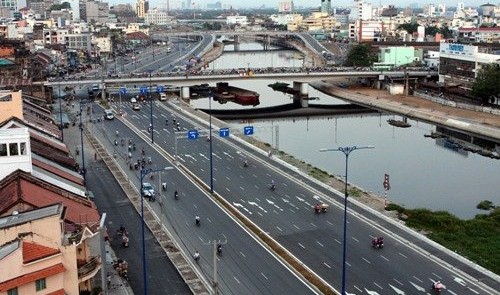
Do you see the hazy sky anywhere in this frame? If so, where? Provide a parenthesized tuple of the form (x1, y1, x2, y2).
(119, 0, 492, 9)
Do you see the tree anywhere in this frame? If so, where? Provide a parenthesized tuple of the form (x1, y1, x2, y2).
(344, 44, 376, 67)
(472, 63, 500, 104)
(397, 22, 419, 34)
(439, 25, 454, 39)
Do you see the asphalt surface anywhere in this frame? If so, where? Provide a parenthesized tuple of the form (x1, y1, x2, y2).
(85, 102, 318, 295)
(62, 109, 192, 294)
(100, 98, 499, 295)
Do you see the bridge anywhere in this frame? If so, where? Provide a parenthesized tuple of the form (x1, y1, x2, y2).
(41, 70, 437, 87)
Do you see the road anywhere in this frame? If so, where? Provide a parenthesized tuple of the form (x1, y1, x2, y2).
(85, 102, 318, 295)
(100, 98, 498, 295)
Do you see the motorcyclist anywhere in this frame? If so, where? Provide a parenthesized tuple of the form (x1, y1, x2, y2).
(174, 190, 178, 200)
(433, 281, 443, 292)
(270, 180, 276, 190)
(195, 215, 200, 226)
(193, 250, 200, 261)
(122, 234, 129, 247)
(243, 159, 248, 167)
(216, 243, 222, 255)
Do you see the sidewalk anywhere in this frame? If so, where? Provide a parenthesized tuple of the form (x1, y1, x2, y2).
(105, 242, 134, 295)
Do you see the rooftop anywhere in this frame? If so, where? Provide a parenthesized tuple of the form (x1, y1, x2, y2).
(0, 203, 62, 230)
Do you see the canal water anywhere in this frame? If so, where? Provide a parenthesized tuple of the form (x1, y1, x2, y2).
(190, 41, 500, 219)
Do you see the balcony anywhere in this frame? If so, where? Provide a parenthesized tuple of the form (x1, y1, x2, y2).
(78, 255, 101, 283)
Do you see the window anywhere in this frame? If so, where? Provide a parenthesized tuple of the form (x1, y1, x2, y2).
(0, 143, 6, 156)
(9, 143, 18, 156)
(7, 288, 18, 295)
(20, 142, 27, 155)
(35, 278, 46, 291)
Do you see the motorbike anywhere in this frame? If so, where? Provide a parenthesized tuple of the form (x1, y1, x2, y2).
(174, 190, 178, 200)
(431, 282, 443, 294)
(243, 160, 248, 167)
(162, 183, 167, 191)
(371, 237, 384, 249)
(195, 216, 200, 226)
(216, 245, 222, 256)
(193, 252, 200, 262)
(314, 203, 329, 214)
(113, 259, 129, 280)
(270, 184, 276, 191)
(122, 234, 129, 248)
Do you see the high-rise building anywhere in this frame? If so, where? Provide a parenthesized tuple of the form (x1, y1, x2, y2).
(457, 2, 464, 11)
(136, 0, 148, 18)
(279, 0, 293, 13)
(321, 0, 331, 14)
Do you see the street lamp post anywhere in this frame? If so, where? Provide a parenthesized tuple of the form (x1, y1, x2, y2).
(139, 167, 173, 295)
(149, 71, 154, 144)
(319, 145, 374, 295)
(79, 98, 85, 183)
(58, 80, 64, 141)
(209, 94, 214, 193)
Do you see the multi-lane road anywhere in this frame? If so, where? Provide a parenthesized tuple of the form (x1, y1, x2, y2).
(84, 98, 499, 295)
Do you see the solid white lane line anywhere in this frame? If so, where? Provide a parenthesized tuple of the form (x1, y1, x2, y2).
(323, 262, 331, 269)
(261, 273, 268, 280)
(276, 226, 282, 232)
(310, 222, 317, 227)
(362, 257, 371, 264)
(239, 252, 246, 258)
(316, 241, 324, 247)
(380, 255, 389, 261)
(293, 224, 300, 230)
(326, 220, 334, 226)
(354, 285, 362, 292)
(298, 243, 305, 249)
(352, 237, 359, 242)
(234, 276, 240, 284)
(334, 239, 341, 244)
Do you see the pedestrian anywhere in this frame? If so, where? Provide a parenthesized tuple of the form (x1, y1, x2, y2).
(94, 152, 97, 161)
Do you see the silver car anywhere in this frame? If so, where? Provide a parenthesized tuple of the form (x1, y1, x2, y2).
(142, 182, 155, 200)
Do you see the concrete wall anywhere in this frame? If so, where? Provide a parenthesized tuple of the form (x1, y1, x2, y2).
(415, 91, 500, 116)
(0, 90, 23, 123)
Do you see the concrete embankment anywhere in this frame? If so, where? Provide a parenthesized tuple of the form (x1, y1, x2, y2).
(310, 81, 500, 142)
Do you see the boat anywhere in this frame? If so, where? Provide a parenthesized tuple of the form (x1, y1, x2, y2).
(215, 82, 260, 106)
(387, 118, 411, 128)
(211, 87, 235, 104)
(268, 82, 301, 96)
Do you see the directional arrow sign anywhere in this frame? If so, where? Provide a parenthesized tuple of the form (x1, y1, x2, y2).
(219, 127, 229, 138)
(187, 130, 199, 140)
(140, 86, 148, 94)
(119, 87, 127, 95)
(156, 85, 164, 93)
(244, 126, 254, 136)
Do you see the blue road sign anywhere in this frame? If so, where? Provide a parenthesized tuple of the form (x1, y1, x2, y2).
(219, 128, 230, 138)
(140, 86, 148, 94)
(119, 87, 127, 95)
(244, 126, 254, 136)
(156, 85, 164, 93)
(187, 130, 199, 140)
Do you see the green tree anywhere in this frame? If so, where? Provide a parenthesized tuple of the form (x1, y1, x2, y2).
(439, 25, 454, 39)
(48, 2, 71, 11)
(344, 44, 376, 67)
(472, 63, 500, 104)
(425, 26, 439, 36)
(398, 22, 419, 34)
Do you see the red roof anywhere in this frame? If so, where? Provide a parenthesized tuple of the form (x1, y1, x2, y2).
(32, 158, 84, 186)
(0, 171, 100, 226)
(126, 31, 149, 40)
(0, 263, 65, 292)
(47, 289, 66, 295)
(23, 241, 60, 263)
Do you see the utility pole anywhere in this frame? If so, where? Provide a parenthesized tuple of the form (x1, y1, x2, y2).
(203, 239, 227, 294)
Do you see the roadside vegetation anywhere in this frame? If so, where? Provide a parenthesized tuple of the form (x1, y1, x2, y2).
(385, 202, 499, 275)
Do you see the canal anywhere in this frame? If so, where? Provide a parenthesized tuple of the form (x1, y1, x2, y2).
(189, 41, 500, 219)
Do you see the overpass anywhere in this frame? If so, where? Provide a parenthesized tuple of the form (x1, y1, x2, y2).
(40, 70, 438, 88)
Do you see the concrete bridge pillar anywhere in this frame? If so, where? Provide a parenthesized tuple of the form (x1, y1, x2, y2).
(374, 80, 382, 90)
(101, 82, 106, 100)
(293, 82, 309, 107)
(264, 35, 271, 51)
(181, 86, 190, 100)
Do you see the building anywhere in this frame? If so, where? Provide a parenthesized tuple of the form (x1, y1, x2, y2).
(270, 13, 302, 26)
(350, 20, 383, 42)
(279, 0, 293, 13)
(350, 0, 372, 21)
(226, 15, 248, 27)
(85, 0, 109, 24)
(136, 0, 148, 18)
(145, 8, 175, 25)
(320, 0, 331, 14)
(66, 0, 80, 21)
(439, 43, 500, 90)
(64, 33, 92, 52)
(291, 12, 337, 32)
(373, 46, 417, 70)
(0, 204, 80, 295)
(0, 91, 23, 123)
(458, 27, 500, 43)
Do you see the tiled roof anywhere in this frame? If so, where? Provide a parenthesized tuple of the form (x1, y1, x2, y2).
(32, 157, 84, 186)
(126, 31, 149, 40)
(0, 263, 65, 292)
(0, 170, 100, 226)
(47, 289, 66, 295)
(22, 241, 60, 263)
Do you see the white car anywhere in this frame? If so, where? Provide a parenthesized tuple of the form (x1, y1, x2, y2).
(142, 182, 155, 201)
(130, 97, 137, 103)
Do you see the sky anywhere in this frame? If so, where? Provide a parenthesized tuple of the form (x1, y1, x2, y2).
(118, 0, 493, 10)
